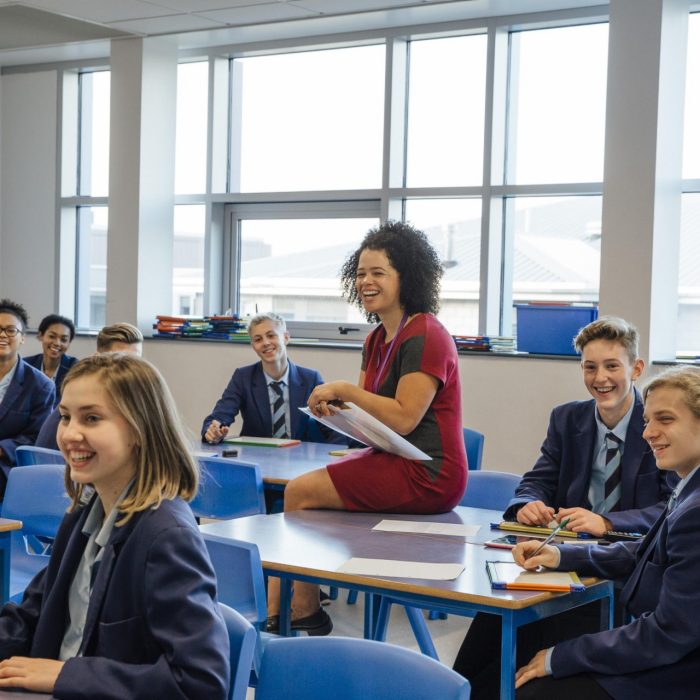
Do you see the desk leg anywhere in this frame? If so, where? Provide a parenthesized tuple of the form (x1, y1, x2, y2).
(0, 532, 10, 604)
(279, 579, 293, 636)
(500, 610, 516, 700)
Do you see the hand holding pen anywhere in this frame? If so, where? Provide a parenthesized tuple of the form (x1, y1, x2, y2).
(512, 517, 570, 570)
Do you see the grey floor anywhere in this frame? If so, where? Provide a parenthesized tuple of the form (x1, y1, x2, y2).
(247, 590, 471, 698)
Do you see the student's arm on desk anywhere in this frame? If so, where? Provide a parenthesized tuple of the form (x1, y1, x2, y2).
(201, 370, 245, 441)
(308, 370, 438, 436)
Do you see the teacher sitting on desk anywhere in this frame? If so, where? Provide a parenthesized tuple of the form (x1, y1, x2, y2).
(266, 220, 468, 636)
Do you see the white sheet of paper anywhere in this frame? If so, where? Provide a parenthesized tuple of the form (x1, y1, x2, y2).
(372, 519, 480, 537)
(337, 557, 464, 580)
(299, 403, 431, 461)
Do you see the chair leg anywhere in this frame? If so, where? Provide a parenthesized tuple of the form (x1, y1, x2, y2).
(373, 596, 393, 642)
(428, 610, 448, 620)
(328, 585, 339, 600)
(404, 606, 439, 660)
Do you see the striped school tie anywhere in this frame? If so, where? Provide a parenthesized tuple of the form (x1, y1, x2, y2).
(270, 381, 289, 439)
(602, 432, 622, 513)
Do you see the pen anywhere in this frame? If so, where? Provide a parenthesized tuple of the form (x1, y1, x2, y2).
(527, 517, 571, 559)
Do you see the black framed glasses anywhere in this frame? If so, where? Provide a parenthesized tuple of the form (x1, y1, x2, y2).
(0, 326, 22, 338)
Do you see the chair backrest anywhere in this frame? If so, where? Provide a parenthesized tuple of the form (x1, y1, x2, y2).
(459, 470, 521, 511)
(1, 464, 70, 538)
(190, 457, 266, 519)
(204, 535, 267, 629)
(255, 636, 470, 700)
(15, 446, 64, 467)
(218, 602, 257, 700)
(462, 428, 484, 471)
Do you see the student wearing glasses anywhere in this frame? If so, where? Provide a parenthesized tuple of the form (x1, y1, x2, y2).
(0, 299, 55, 488)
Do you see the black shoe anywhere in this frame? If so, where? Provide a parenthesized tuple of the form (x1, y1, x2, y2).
(320, 588, 331, 606)
(291, 608, 333, 636)
(266, 615, 280, 633)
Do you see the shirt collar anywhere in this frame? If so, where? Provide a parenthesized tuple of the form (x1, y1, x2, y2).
(595, 390, 635, 442)
(673, 464, 700, 502)
(82, 479, 135, 547)
(264, 366, 289, 387)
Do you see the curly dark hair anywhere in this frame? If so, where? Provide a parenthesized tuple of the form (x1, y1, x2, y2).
(340, 220, 443, 323)
(0, 298, 29, 330)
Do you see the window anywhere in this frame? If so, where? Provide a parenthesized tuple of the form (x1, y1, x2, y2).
(79, 71, 110, 197)
(227, 204, 379, 335)
(175, 62, 208, 195)
(404, 198, 482, 335)
(406, 35, 487, 187)
(173, 204, 206, 316)
(232, 45, 385, 192)
(75, 207, 108, 329)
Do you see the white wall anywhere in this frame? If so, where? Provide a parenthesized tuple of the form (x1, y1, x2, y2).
(0, 71, 58, 323)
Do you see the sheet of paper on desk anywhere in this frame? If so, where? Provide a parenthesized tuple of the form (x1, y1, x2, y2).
(337, 557, 464, 580)
(299, 404, 431, 461)
(373, 519, 480, 537)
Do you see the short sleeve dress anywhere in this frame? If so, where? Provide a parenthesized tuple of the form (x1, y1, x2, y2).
(327, 313, 467, 514)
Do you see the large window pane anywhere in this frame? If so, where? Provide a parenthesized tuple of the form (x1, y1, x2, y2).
(76, 207, 107, 329)
(406, 35, 487, 187)
(175, 62, 208, 195)
(173, 204, 206, 316)
(508, 23, 608, 184)
(235, 46, 384, 192)
(683, 13, 700, 179)
(404, 198, 482, 334)
(678, 193, 700, 354)
(509, 195, 602, 309)
(239, 218, 378, 322)
(79, 71, 110, 197)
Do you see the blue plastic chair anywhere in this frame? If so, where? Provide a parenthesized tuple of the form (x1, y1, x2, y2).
(218, 602, 257, 700)
(15, 446, 64, 467)
(459, 470, 521, 511)
(255, 636, 470, 699)
(463, 428, 484, 471)
(190, 457, 266, 519)
(0, 464, 70, 602)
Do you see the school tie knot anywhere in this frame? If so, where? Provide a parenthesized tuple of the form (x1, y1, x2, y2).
(667, 489, 679, 513)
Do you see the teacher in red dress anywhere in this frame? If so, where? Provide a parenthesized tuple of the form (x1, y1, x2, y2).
(266, 220, 468, 636)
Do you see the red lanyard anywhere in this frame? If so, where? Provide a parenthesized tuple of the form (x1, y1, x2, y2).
(372, 312, 408, 394)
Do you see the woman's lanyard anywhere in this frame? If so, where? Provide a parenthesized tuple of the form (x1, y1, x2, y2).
(372, 311, 408, 394)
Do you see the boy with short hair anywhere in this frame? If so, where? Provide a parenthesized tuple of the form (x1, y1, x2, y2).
(504, 315, 672, 536)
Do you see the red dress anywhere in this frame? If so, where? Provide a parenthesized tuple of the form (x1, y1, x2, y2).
(327, 313, 467, 513)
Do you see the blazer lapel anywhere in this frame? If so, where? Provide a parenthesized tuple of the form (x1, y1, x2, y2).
(570, 403, 597, 508)
(0, 359, 24, 422)
(620, 390, 645, 509)
(287, 362, 302, 438)
(251, 363, 272, 434)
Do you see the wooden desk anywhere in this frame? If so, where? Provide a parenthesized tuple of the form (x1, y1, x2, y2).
(0, 518, 22, 604)
(201, 507, 612, 700)
(198, 441, 347, 486)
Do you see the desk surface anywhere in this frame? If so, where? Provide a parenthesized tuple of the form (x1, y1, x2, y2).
(0, 519, 22, 533)
(198, 441, 348, 485)
(200, 506, 601, 611)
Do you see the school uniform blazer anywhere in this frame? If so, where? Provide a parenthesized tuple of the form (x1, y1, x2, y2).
(503, 390, 672, 532)
(0, 358, 55, 470)
(0, 496, 229, 700)
(551, 468, 700, 700)
(35, 406, 61, 451)
(201, 360, 343, 443)
(24, 353, 78, 405)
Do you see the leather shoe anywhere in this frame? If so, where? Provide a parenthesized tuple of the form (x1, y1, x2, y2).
(266, 615, 280, 633)
(291, 608, 333, 636)
(320, 588, 331, 606)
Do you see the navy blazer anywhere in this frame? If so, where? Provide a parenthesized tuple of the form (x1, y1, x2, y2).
(503, 391, 672, 532)
(35, 406, 61, 451)
(24, 353, 78, 406)
(0, 496, 229, 700)
(0, 358, 55, 470)
(552, 468, 700, 700)
(201, 360, 343, 443)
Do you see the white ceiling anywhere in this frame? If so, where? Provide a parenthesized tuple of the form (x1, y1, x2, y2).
(0, 0, 607, 66)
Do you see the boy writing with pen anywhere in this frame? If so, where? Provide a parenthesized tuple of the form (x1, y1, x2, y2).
(453, 317, 673, 697)
(513, 365, 700, 700)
